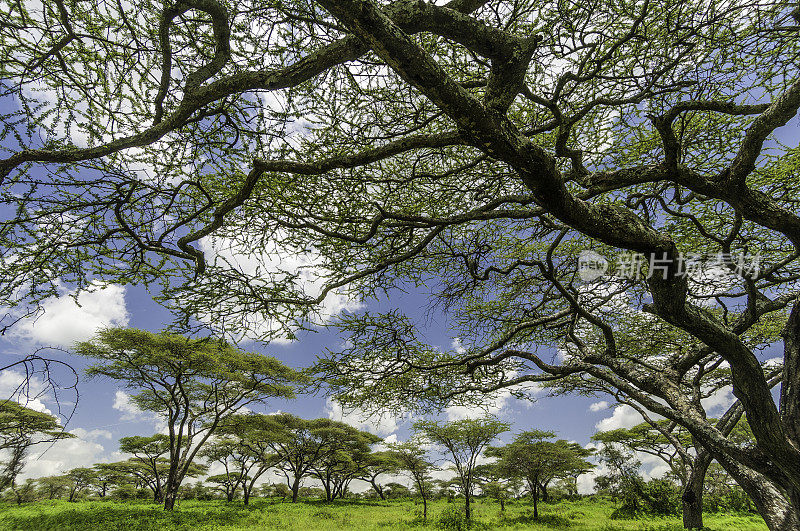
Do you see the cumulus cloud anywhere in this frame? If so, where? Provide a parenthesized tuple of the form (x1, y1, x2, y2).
(112, 390, 165, 433)
(701, 385, 735, 413)
(197, 235, 363, 344)
(0, 369, 53, 415)
(10, 282, 128, 346)
(19, 431, 107, 480)
(444, 394, 511, 421)
(589, 401, 609, 412)
(325, 397, 401, 437)
(595, 404, 644, 431)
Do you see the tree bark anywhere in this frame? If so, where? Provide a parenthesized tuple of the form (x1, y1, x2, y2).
(291, 476, 301, 502)
(163, 484, 179, 510)
(465, 491, 471, 520)
(681, 462, 706, 530)
(715, 452, 800, 530)
(370, 478, 385, 500)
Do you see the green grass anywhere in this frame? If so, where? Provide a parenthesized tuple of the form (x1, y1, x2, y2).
(0, 497, 768, 531)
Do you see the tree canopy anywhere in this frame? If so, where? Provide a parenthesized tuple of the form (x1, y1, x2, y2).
(1, 0, 800, 526)
(487, 429, 594, 518)
(75, 328, 304, 509)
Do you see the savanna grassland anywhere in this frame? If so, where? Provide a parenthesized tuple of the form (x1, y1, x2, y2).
(0, 498, 767, 531)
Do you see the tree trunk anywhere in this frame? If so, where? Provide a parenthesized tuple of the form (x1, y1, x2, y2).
(422, 493, 427, 520)
(540, 482, 549, 502)
(163, 484, 180, 510)
(370, 479, 385, 500)
(532, 484, 539, 520)
(291, 476, 301, 503)
(500, 497, 505, 512)
(715, 452, 800, 530)
(244, 486, 251, 506)
(465, 492, 471, 520)
(682, 453, 710, 530)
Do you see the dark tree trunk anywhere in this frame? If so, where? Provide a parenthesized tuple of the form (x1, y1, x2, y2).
(465, 491, 471, 520)
(370, 479, 385, 500)
(532, 484, 539, 520)
(243, 486, 251, 506)
(715, 452, 800, 530)
(500, 497, 505, 512)
(291, 476, 301, 502)
(682, 453, 711, 530)
(163, 482, 180, 510)
(539, 482, 549, 502)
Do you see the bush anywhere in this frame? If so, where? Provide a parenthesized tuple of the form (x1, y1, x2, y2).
(434, 505, 489, 531)
(641, 479, 680, 516)
(704, 486, 757, 514)
(108, 485, 137, 500)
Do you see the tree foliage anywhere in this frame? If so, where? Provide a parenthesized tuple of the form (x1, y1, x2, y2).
(75, 328, 303, 509)
(2, 0, 800, 526)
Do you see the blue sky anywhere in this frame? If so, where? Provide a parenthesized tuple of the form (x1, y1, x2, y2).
(0, 278, 625, 490)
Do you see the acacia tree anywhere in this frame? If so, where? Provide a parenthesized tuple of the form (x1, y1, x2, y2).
(0, 400, 74, 491)
(358, 451, 403, 500)
(592, 414, 756, 529)
(92, 463, 133, 498)
(75, 328, 303, 510)
(2, 1, 800, 527)
(474, 463, 522, 512)
(387, 440, 434, 520)
(487, 430, 594, 519)
(213, 414, 283, 505)
(118, 434, 173, 502)
(414, 417, 509, 520)
(65, 467, 96, 502)
(257, 414, 372, 502)
(35, 475, 72, 500)
(308, 426, 382, 501)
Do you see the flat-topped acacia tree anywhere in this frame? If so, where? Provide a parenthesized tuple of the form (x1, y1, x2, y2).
(75, 328, 304, 510)
(2, 0, 800, 527)
(0, 400, 74, 491)
(414, 417, 509, 520)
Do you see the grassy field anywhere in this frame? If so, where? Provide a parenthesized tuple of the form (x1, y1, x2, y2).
(0, 497, 767, 531)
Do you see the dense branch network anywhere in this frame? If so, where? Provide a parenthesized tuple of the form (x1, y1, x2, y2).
(1, 0, 800, 526)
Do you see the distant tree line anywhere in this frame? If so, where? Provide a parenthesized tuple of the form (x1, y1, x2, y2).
(0, 327, 765, 527)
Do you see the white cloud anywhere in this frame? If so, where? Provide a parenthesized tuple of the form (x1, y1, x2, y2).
(325, 397, 401, 437)
(451, 338, 467, 355)
(701, 385, 735, 413)
(197, 235, 363, 344)
(0, 369, 53, 415)
(19, 431, 107, 480)
(595, 404, 644, 431)
(589, 400, 609, 412)
(113, 390, 166, 433)
(69, 428, 113, 442)
(112, 390, 144, 422)
(10, 282, 128, 346)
